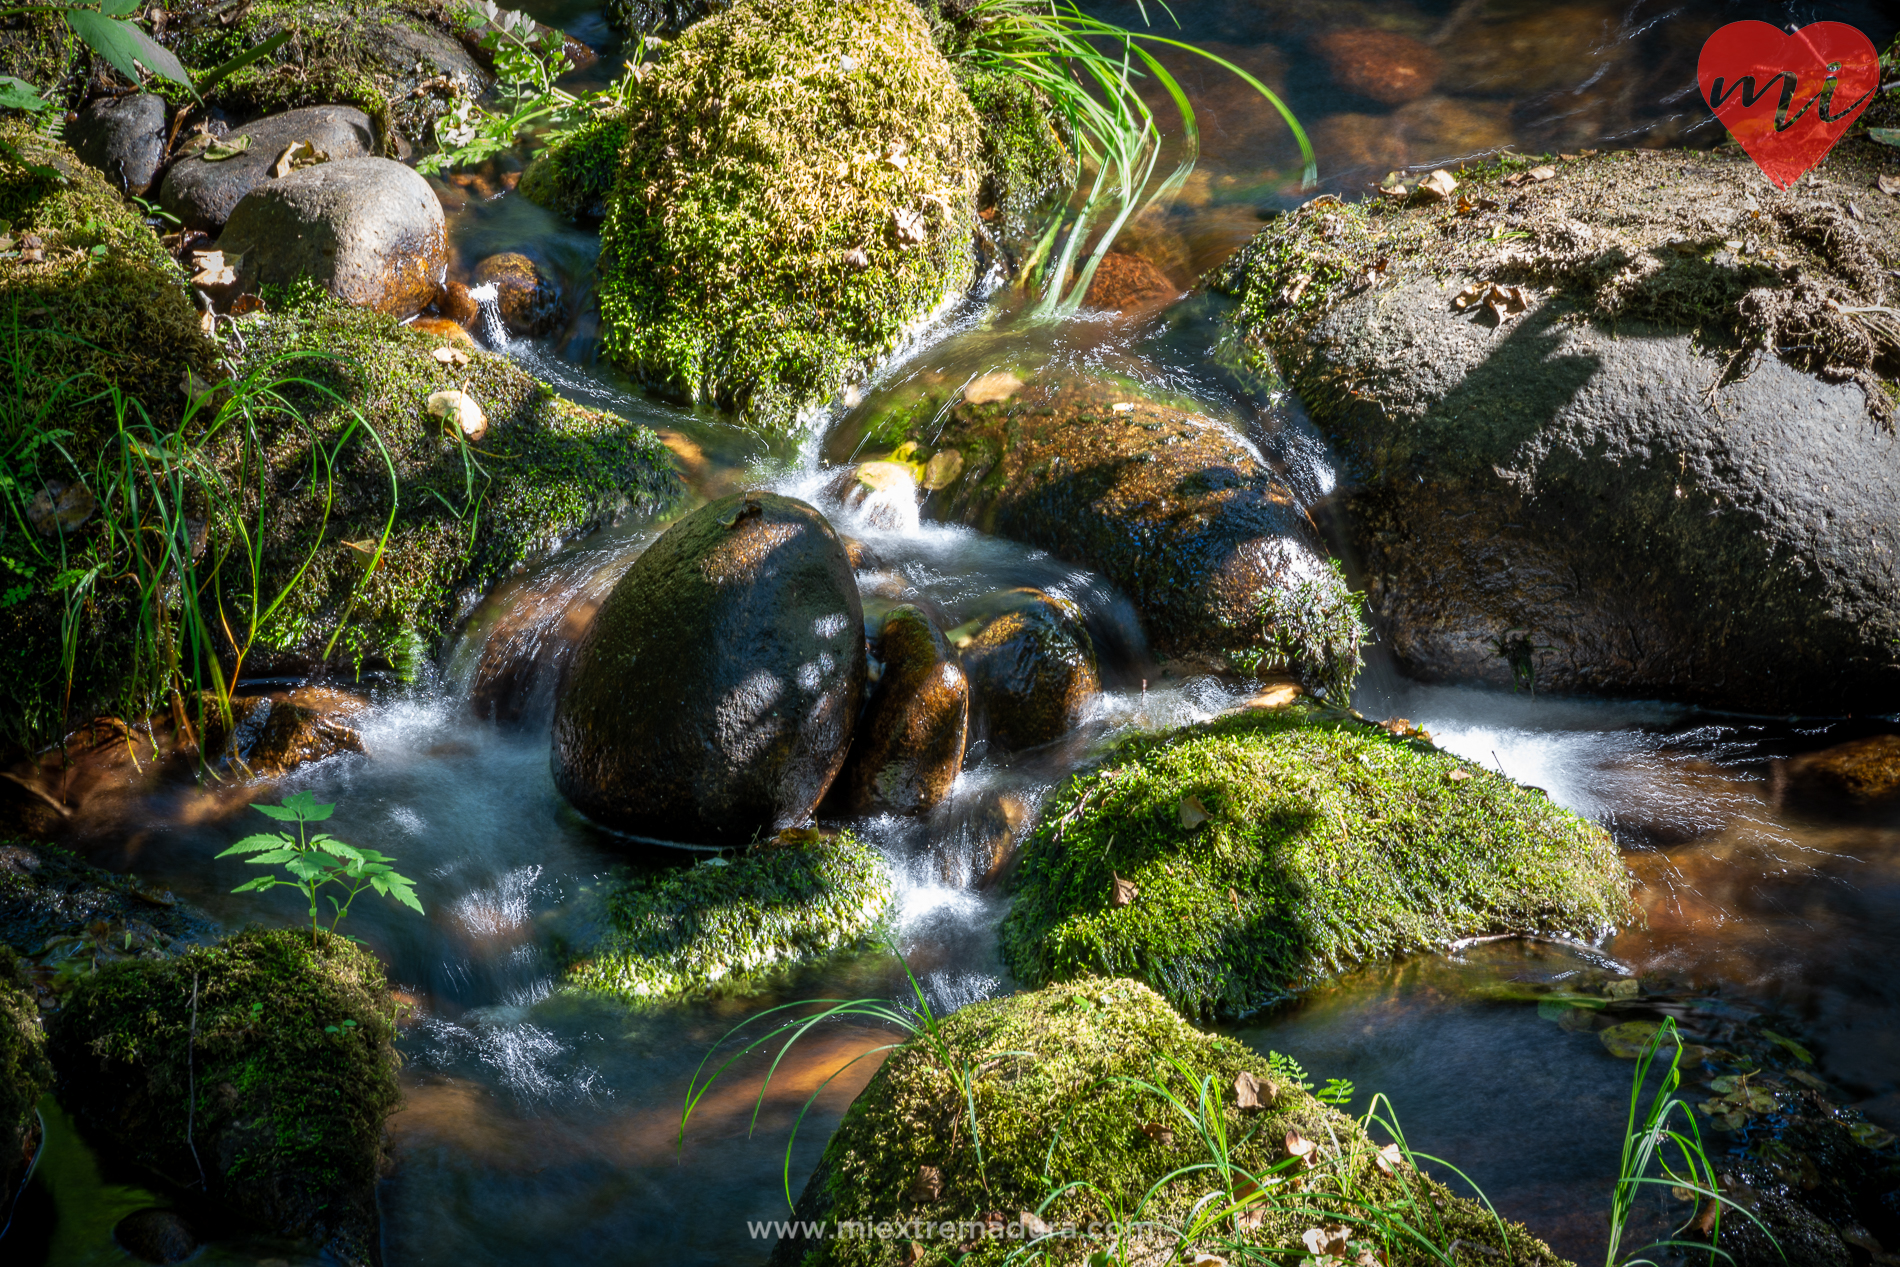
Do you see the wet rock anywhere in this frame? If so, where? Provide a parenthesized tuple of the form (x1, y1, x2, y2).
(835, 606, 968, 816)
(114, 1209, 199, 1264)
(158, 105, 378, 231)
(958, 589, 1098, 754)
(968, 791, 1030, 889)
(435, 278, 479, 328)
(50, 930, 399, 1265)
(1313, 29, 1440, 105)
(219, 688, 368, 778)
(68, 93, 169, 196)
(602, 0, 727, 37)
(1785, 735, 1900, 806)
(1081, 251, 1178, 314)
(472, 252, 558, 334)
(1218, 149, 1900, 711)
(0, 840, 209, 955)
(411, 315, 476, 348)
(825, 460, 918, 532)
(220, 157, 447, 318)
(1310, 95, 1513, 179)
(552, 491, 866, 844)
(836, 370, 1346, 669)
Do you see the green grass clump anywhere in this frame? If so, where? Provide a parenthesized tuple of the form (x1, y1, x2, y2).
(564, 835, 892, 1003)
(1001, 706, 1633, 1019)
(48, 928, 402, 1262)
(0, 945, 51, 1157)
(517, 108, 633, 222)
(784, 978, 1566, 1267)
(597, 0, 981, 440)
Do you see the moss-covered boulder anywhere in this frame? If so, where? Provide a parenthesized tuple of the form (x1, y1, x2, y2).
(561, 834, 891, 1002)
(595, 0, 982, 438)
(48, 929, 401, 1264)
(0, 124, 683, 751)
(1216, 141, 1900, 712)
(1001, 706, 1633, 1019)
(0, 839, 212, 956)
(0, 945, 51, 1198)
(770, 978, 1567, 1267)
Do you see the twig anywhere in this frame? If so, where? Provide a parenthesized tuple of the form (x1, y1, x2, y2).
(0, 770, 70, 817)
(186, 971, 206, 1190)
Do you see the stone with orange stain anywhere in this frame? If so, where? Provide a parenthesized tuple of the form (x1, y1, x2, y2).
(411, 316, 476, 348)
(1081, 251, 1179, 315)
(1314, 29, 1441, 105)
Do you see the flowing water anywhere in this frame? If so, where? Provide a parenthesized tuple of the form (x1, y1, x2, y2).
(18, 0, 1900, 1262)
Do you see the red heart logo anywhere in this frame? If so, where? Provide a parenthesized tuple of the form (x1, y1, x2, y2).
(1698, 21, 1879, 189)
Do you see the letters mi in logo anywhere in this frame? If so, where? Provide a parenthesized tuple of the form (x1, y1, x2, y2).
(1698, 21, 1880, 189)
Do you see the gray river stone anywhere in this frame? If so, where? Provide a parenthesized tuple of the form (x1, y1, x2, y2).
(219, 157, 446, 319)
(158, 105, 377, 231)
(68, 93, 169, 196)
(551, 491, 866, 845)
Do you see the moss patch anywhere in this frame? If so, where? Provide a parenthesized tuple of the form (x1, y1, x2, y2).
(778, 978, 1567, 1267)
(517, 108, 631, 224)
(0, 838, 213, 956)
(1000, 706, 1633, 1019)
(597, 0, 981, 440)
(0, 944, 51, 1161)
(562, 834, 892, 1003)
(48, 928, 401, 1262)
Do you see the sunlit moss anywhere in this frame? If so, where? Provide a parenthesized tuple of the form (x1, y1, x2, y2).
(1001, 705, 1634, 1019)
(0, 945, 51, 1158)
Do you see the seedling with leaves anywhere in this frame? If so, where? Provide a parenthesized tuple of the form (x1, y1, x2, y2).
(219, 791, 423, 946)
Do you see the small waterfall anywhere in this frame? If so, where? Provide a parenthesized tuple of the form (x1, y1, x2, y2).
(468, 282, 509, 350)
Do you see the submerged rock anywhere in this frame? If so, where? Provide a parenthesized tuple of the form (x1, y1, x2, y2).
(158, 105, 378, 231)
(114, 1209, 199, 1265)
(562, 832, 890, 1002)
(1000, 704, 1633, 1019)
(1218, 146, 1900, 712)
(958, 588, 1099, 754)
(50, 929, 401, 1265)
(1313, 28, 1440, 105)
(221, 157, 447, 318)
(68, 93, 169, 196)
(0, 841, 210, 956)
(552, 491, 866, 844)
(1784, 734, 1900, 806)
(214, 687, 369, 777)
(769, 978, 1567, 1267)
(834, 605, 968, 816)
(591, 0, 981, 436)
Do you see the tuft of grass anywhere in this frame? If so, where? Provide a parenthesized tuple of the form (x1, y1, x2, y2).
(1001, 705, 1635, 1019)
(1230, 557, 1369, 703)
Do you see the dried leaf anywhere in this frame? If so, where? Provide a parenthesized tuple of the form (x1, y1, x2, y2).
(1527, 165, 1557, 182)
(340, 538, 380, 568)
(1110, 873, 1137, 908)
(922, 449, 963, 490)
(1139, 1120, 1174, 1148)
(270, 138, 328, 179)
(201, 133, 251, 161)
(842, 245, 870, 270)
(1301, 1223, 1352, 1256)
(1452, 282, 1486, 310)
(426, 389, 487, 442)
(228, 293, 265, 316)
(1446, 768, 1472, 783)
(1878, 174, 1900, 196)
(1178, 794, 1209, 829)
(1417, 168, 1458, 201)
(432, 346, 470, 367)
(1234, 1070, 1274, 1111)
(964, 370, 1023, 405)
(1019, 1211, 1052, 1238)
(1286, 1128, 1317, 1162)
(909, 1164, 942, 1202)
(891, 206, 928, 248)
(1373, 1142, 1404, 1175)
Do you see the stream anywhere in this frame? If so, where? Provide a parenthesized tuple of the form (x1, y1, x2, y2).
(17, 0, 1900, 1263)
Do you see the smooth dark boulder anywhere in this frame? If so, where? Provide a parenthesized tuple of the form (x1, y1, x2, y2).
(552, 491, 866, 844)
(68, 93, 169, 195)
(114, 1209, 199, 1264)
(158, 105, 378, 231)
(220, 157, 447, 318)
(1219, 145, 1900, 711)
(834, 368, 1350, 672)
(959, 588, 1098, 754)
(835, 605, 968, 816)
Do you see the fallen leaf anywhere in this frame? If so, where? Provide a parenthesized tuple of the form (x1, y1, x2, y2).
(964, 370, 1023, 404)
(1178, 794, 1209, 829)
(1229, 886, 1241, 916)
(1559, 152, 1579, 161)
(1139, 1120, 1174, 1148)
(902, 1242, 925, 1265)
(1301, 1223, 1352, 1256)
(1878, 174, 1900, 196)
(228, 293, 265, 315)
(1760, 1028, 1813, 1064)
(426, 389, 487, 442)
(1527, 165, 1557, 181)
(270, 139, 329, 179)
(910, 1164, 943, 1202)
(891, 206, 929, 248)
(1286, 1128, 1317, 1164)
(432, 346, 470, 367)
(340, 538, 381, 568)
(201, 134, 252, 161)
(1232, 1178, 1266, 1229)
(1446, 768, 1472, 783)
(1185, 1256, 1226, 1266)
(1281, 273, 1311, 307)
(1417, 168, 1458, 201)
(1847, 201, 1865, 221)
(1868, 127, 1900, 148)
(1452, 282, 1487, 310)
(1019, 1211, 1052, 1238)
(1373, 1141, 1404, 1176)
(1110, 872, 1138, 908)
(843, 245, 870, 270)
(1234, 1070, 1274, 1111)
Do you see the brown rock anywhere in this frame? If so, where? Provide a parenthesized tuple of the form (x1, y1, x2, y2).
(227, 688, 368, 777)
(473, 252, 559, 334)
(1786, 735, 1900, 805)
(115, 1208, 199, 1264)
(971, 792, 1030, 889)
(837, 605, 968, 816)
(958, 589, 1099, 753)
(436, 279, 479, 327)
(411, 316, 476, 347)
(1082, 251, 1179, 314)
(1312, 96, 1513, 178)
(1314, 30, 1440, 106)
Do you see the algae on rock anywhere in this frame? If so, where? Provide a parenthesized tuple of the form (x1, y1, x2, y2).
(1000, 706, 1633, 1019)
(596, 0, 982, 438)
(0, 945, 51, 1185)
(770, 978, 1567, 1267)
(563, 835, 892, 1003)
(49, 928, 402, 1264)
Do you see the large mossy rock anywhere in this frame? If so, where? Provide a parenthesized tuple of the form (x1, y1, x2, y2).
(594, 0, 982, 438)
(836, 367, 1356, 672)
(770, 978, 1567, 1267)
(1000, 706, 1633, 1019)
(0, 945, 52, 1198)
(552, 491, 866, 844)
(0, 125, 683, 751)
(48, 929, 402, 1265)
(1218, 141, 1900, 712)
(562, 833, 891, 1002)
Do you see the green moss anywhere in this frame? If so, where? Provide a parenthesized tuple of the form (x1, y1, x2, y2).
(517, 109, 631, 223)
(787, 978, 1568, 1267)
(48, 928, 401, 1260)
(957, 68, 1073, 242)
(0, 944, 51, 1156)
(563, 834, 892, 1003)
(1000, 707, 1634, 1019)
(596, 0, 981, 440)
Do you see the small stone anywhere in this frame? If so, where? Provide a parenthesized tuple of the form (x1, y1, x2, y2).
(436, 278, 479, 327)
(432, 345, 470, 366)
(412, 316, 476, 349)
(68, 92, 169, 196)
(963, 371, 1023, 405)
(472, 252, 558, 334)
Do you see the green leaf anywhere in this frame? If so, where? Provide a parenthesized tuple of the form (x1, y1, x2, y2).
(285, 855, 330, 881)
(99, 0, 138, 16)
(0, 75, 52, 112)
(250, 801, 301, 822)
(244, 847, 302, 866)
(1869, 127, 1900, 148)
(324, 1024, 340, 1033)
(217, 832, 289, 856)
(196, 28, 291, 94)
(325, 841, 365, 864)
(231, 877, 278, 893)
(65, 11, 191, 88)
(390, 884, 424, 914)
(287, 790, 334, 821)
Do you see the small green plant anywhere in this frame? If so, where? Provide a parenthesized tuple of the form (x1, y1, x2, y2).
(219, 791, 423, 946)
(1230, 558, 1370, 703)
